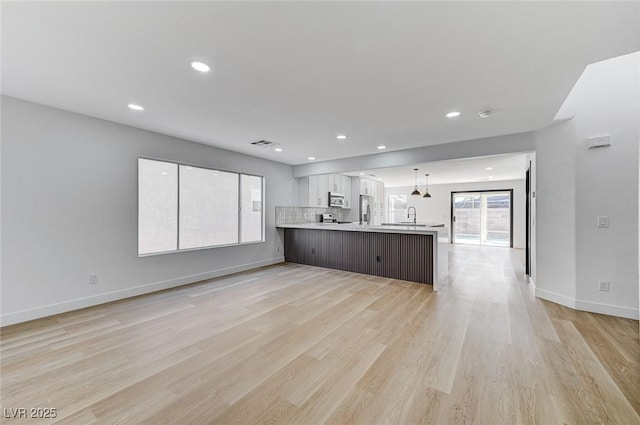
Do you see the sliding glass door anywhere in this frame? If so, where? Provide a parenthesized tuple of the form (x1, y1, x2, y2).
(452, 190, 512, 247)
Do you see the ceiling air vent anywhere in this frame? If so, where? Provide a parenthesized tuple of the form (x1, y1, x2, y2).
(250, 140, 275, 148)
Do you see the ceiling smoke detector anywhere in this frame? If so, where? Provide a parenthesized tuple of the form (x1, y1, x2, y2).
(478, 110, 493, 118)
(250, 140, 276, 148)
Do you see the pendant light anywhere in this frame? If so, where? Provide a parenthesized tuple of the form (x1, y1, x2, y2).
(410, 168, 421, 196)
(423, 174, 432, 198)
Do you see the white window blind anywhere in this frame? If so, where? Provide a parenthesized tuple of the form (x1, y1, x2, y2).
(138, 158, 264, 256)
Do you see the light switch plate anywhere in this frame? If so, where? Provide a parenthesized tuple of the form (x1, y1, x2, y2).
(599, 280, 609, 291)
(597, 216, 609, 228)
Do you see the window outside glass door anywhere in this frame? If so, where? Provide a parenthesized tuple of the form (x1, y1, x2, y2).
(452, 191, 512, 247)
(387, 194, 408, 223)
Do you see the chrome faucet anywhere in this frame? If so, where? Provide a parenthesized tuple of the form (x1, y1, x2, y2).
(407, 206, 417, 224)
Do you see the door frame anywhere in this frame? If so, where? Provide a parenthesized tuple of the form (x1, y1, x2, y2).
(525, 164, 531, 275)
(450, 189, 514, 248)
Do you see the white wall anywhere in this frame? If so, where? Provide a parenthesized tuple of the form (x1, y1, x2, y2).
(532, 52, 640, 319)
(293, 132, 535, 177)
(534, 120, 578, 308)
(385, 179, 526, 249)
(558, 52, 640, 318)
(1, 97, 297, 325)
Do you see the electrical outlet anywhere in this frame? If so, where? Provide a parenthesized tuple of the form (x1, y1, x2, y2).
(597, 216, 609, 228)
(90, 274, 99, 285)
(598, 280, 609, 292)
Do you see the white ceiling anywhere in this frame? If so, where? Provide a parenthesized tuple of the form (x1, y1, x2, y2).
(2, 2, 639, 165)
(347, 153, 528, 187)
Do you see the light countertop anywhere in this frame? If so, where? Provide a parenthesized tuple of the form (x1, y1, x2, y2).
(277, 222, 448, 237)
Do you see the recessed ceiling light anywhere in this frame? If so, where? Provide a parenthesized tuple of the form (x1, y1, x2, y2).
(488, 176, 494, 179)
(446, 111, 461, 118)
(336, 134, 347, 140)
(191, 61, 211, 72)
(486, 167, 493, 170)
(161, 171, 168, 175)
(127, 103, 144, 111)
(478, 110, 493, 118)
(359, 172, 365, 175)
(308, 156, 316, 161)
(273, 147, 283, 152)
(377, 145, 386, 150)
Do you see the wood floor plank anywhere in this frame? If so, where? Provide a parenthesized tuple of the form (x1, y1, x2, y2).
(1, 248, 638, 424)
(551, 319, 640, 423)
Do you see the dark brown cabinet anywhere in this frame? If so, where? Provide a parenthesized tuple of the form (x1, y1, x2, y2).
(284, 228, 433, 284)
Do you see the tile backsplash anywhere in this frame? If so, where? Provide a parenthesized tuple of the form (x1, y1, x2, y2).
(275, 206, 351, 225)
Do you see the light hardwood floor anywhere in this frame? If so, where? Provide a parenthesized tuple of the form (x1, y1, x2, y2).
(1, 245, 639, 424)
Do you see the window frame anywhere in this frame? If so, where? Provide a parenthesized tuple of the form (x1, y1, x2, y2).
(137, 156, 265, 257)
(450, 189, 513, 248)
(387, 194, 408, 224)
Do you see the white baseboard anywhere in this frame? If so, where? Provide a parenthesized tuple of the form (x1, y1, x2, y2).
(528, 276, 536, 293)
(535, 287, 576, 309)
(535, 288, 639, 320)
(574, 299, 639, 320)
(1, 257, 285, 327)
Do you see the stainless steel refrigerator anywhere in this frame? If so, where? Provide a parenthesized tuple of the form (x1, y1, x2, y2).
(359, 195, 373, 225)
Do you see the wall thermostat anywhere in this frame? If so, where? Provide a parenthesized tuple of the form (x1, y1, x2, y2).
(587, 136, 611, 149)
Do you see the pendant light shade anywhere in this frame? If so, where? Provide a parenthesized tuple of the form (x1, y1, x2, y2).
(423, 173, 432, 198)
(410, 168, 421, 196)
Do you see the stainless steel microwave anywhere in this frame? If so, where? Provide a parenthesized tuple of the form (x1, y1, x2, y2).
(328, 192, 345, 207)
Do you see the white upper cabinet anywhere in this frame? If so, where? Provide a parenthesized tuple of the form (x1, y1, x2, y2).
(359, 179, 383, 203)
(341, 175, 352, 208)
(360, 178, 371, 196)
(375, 181, 385, 209)
(329, 174, 343, 193)
(357, 179, 385, 223)
(305, 174, 351, 208)
(316, 174, 328, 207)
(308, 175, 318, 206)
(308, 175, 328, 207)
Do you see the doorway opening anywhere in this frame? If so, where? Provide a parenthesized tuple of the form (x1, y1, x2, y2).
(451, 190, 513, 247)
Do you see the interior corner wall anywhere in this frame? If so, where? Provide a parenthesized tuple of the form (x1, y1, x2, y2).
(533, 119, 578, 308)
(570, 54, 640, 319)
(1, 96, 297, 326)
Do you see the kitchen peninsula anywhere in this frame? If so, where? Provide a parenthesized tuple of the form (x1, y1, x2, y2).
(277, 223, 448, 290)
